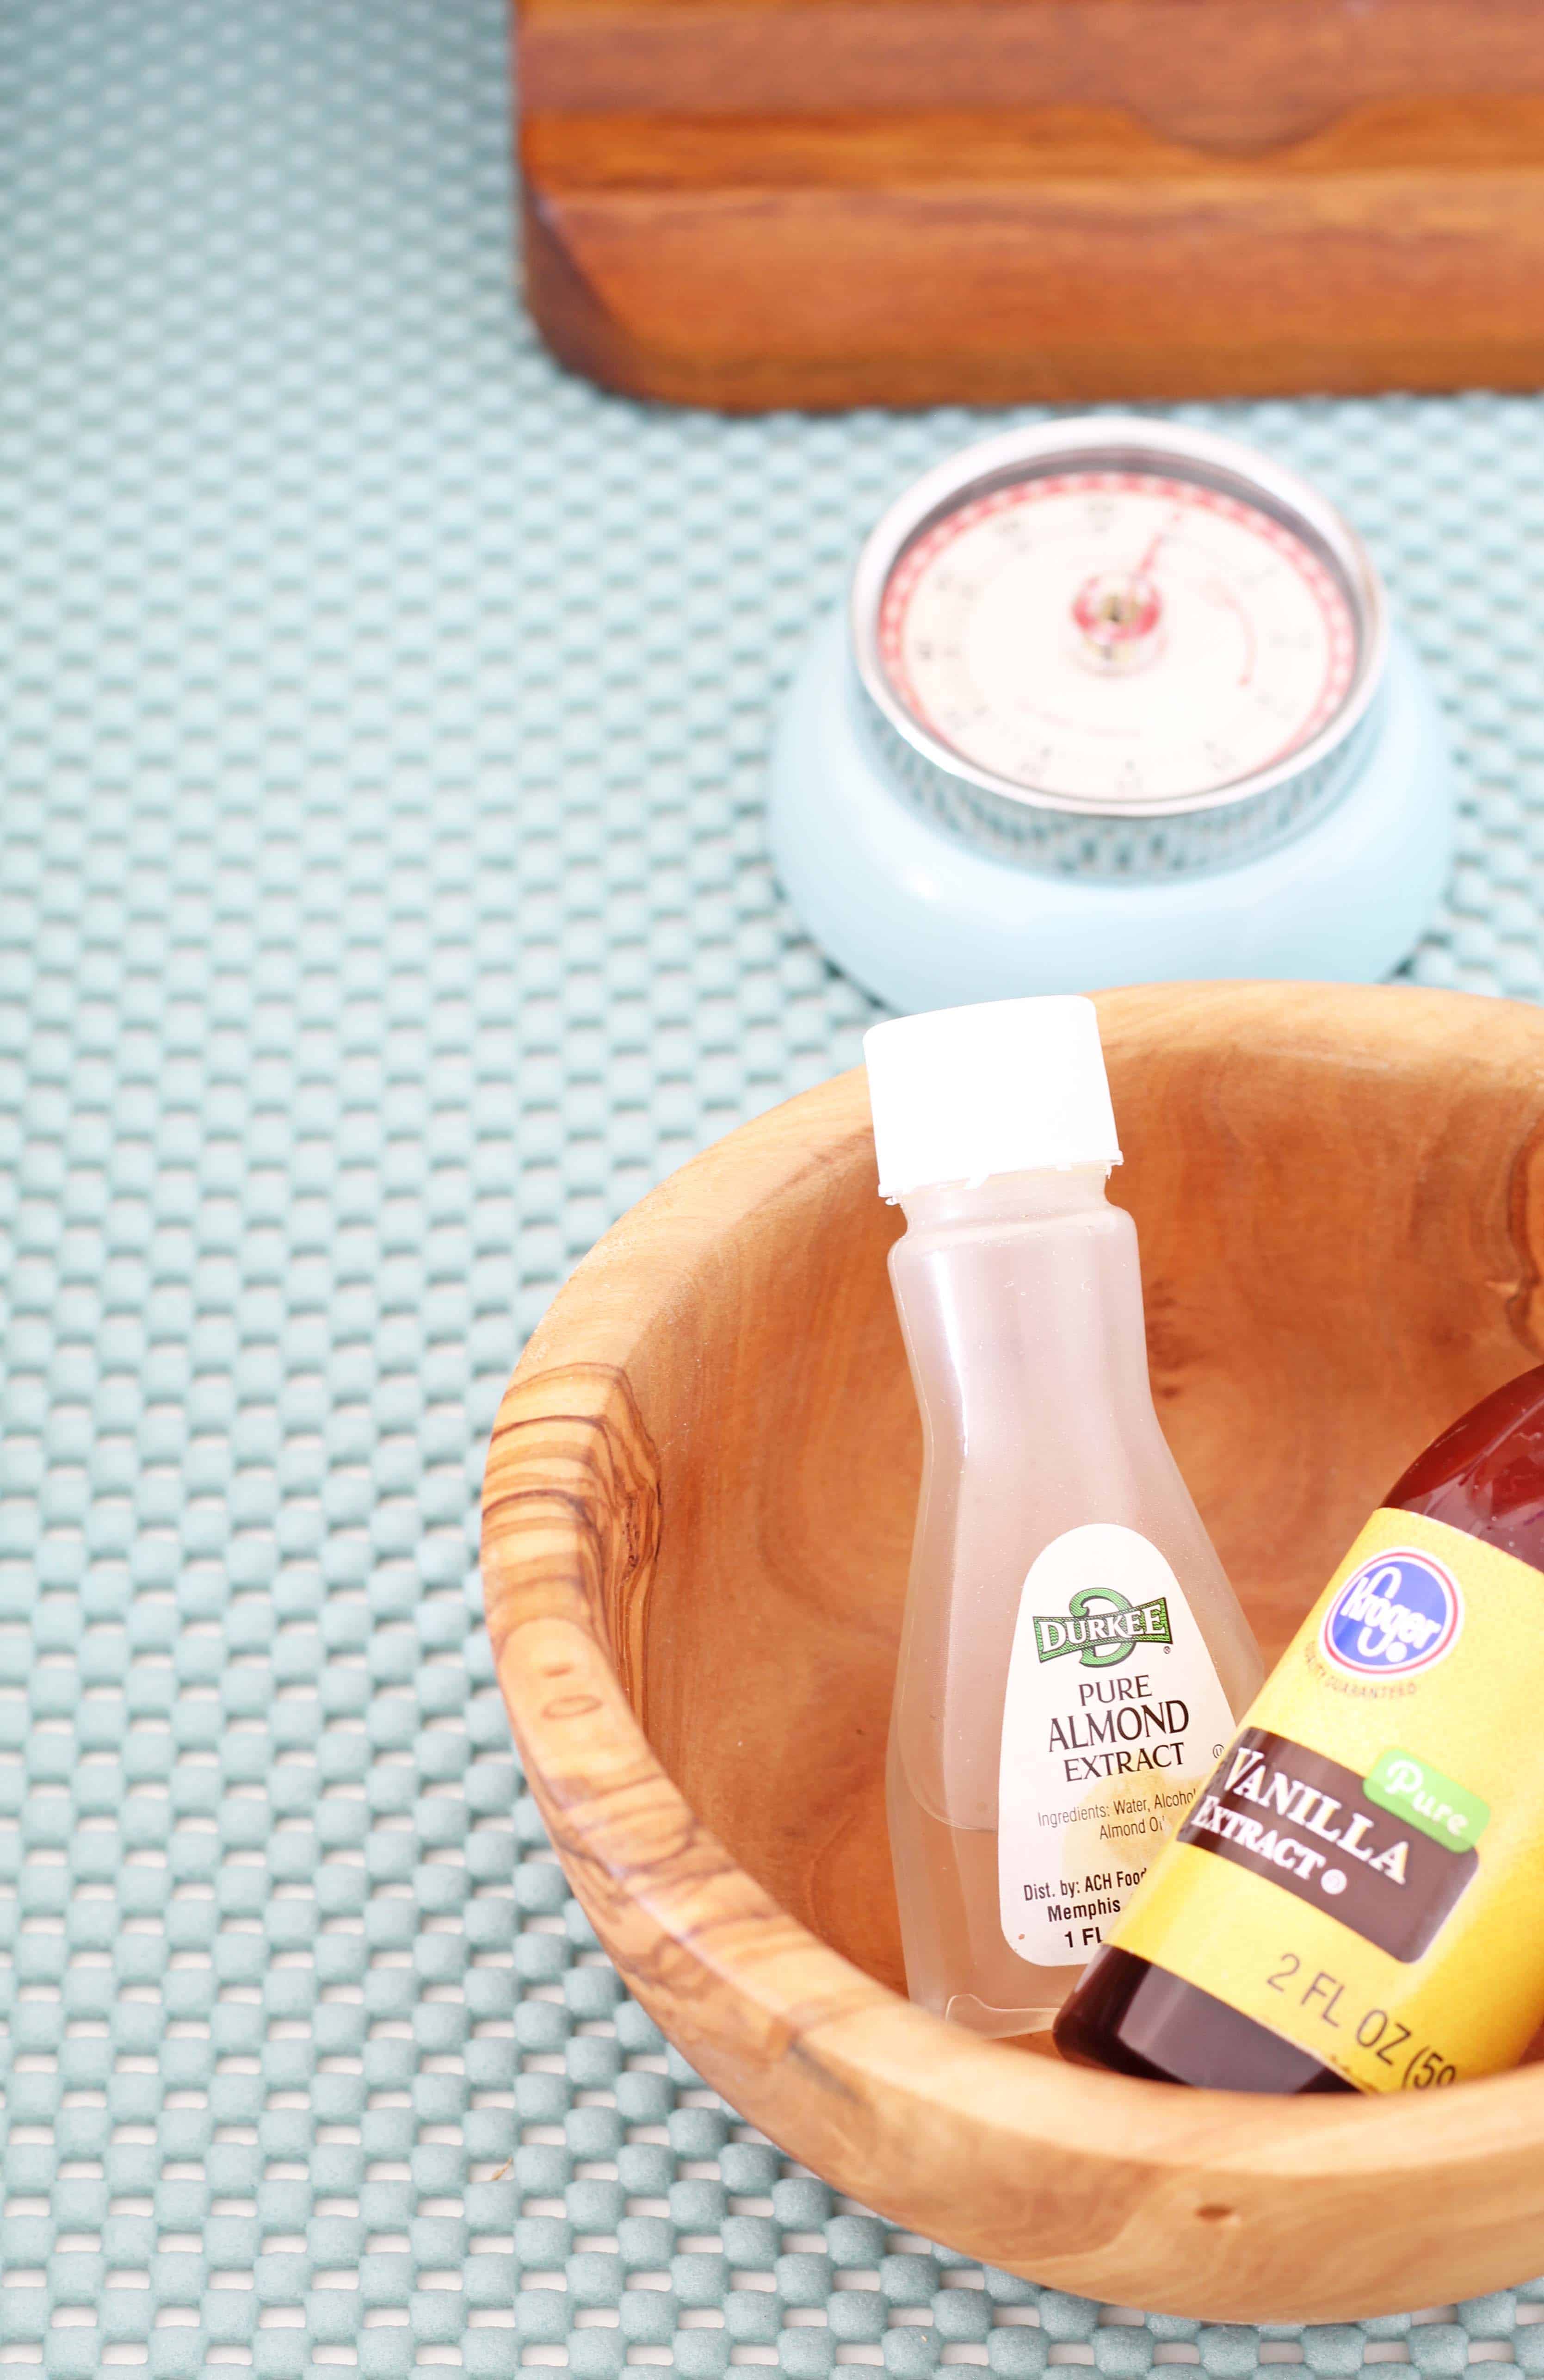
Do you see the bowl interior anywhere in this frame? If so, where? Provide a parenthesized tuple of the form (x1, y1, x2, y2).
(599, 987, 1544, 2000)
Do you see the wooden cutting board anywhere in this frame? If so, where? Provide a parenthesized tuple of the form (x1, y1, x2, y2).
(517, 0, 1544, 410)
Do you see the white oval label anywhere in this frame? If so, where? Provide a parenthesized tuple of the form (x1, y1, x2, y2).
(997, 1523, 1235, 1966)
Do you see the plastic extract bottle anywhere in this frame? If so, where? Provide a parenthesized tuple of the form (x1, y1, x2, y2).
(865, 997, 1263, 2039)
(1055, 1362, 1544, 2093)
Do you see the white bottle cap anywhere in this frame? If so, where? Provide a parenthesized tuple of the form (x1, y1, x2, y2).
(864, 996, 1122, 1199)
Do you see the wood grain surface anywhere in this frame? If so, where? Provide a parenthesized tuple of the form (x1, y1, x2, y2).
(516, 0, 1544, 409)
(483, 983, 1544, 2320)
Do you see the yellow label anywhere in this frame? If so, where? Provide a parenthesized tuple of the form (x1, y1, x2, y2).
(1112, 1509, 1544, 2092)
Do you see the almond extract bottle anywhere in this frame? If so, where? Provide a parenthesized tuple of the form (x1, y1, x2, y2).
(1055, 1362, 1544, 2093)
(865, 997, 1263, 2039)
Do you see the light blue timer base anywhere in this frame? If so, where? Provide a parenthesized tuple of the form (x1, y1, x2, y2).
(768, 610, 1454, 1015)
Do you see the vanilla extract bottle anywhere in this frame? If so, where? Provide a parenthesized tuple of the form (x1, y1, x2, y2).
(865, 998, 1263, 2040)
(1055, 1361, 1544, 2094)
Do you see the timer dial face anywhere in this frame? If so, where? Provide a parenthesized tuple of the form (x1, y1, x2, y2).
(877, 471, 1359, 807)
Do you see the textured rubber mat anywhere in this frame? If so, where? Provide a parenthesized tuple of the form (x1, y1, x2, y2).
(5, 0, 1544, 2373)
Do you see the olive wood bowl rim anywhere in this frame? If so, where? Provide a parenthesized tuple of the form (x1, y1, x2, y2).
(481, 981, 1544, 2320)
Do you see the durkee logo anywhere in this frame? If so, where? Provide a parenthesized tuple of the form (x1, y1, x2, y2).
(1032, 1584, 1173, 1667)
(1321, 1549, 1463, 1680)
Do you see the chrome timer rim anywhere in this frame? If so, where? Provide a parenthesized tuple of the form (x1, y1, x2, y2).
(850, 417, 1390, 869)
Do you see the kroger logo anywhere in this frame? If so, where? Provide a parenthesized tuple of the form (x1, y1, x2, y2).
(1320, 1549, 1463, 1679)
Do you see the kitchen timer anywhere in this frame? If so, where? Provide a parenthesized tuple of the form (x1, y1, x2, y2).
(768, 419, 1453, 1012)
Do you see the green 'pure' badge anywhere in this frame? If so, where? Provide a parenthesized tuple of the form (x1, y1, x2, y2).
(1364, 1747, 1490, 1853)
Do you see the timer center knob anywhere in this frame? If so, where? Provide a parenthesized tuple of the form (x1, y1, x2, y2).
(1071, 569, 1165, 674)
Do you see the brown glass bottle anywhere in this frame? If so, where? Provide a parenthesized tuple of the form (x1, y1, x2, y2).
(1052, 1361, 1544, 2093)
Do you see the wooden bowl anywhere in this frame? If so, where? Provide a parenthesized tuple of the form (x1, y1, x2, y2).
(482, 982, 1544, 2323)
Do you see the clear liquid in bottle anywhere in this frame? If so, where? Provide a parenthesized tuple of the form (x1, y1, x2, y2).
(867, 1000, 1264, 2038)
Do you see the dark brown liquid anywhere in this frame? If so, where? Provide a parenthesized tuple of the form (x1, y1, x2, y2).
(1052, 1361, 1544, 2093)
